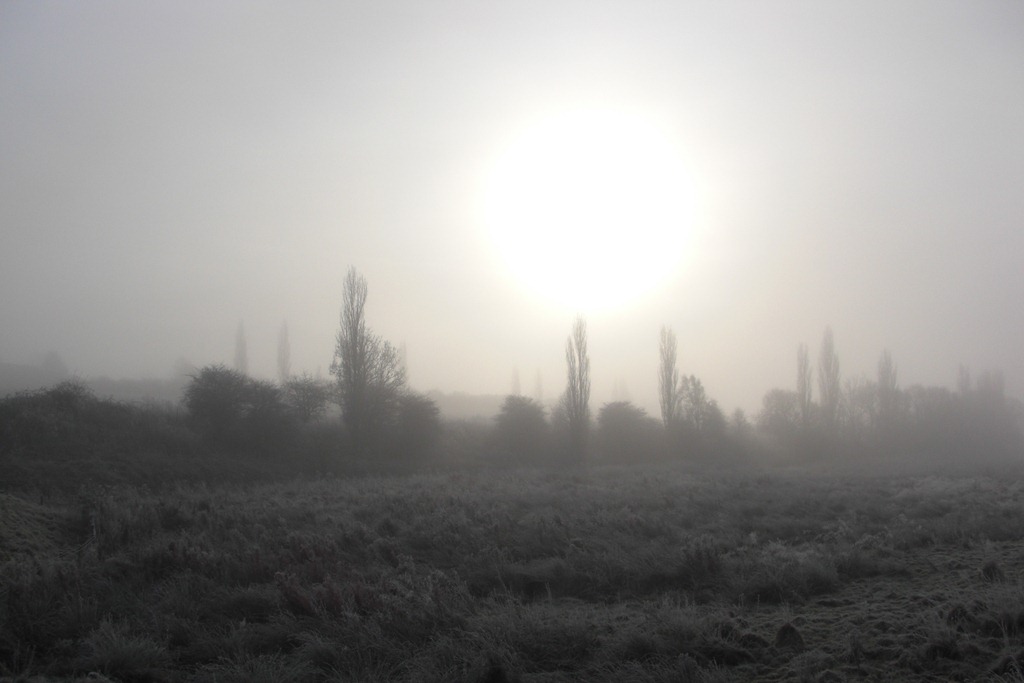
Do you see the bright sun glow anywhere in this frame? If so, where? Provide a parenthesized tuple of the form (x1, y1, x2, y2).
(483, 107, 694, 312)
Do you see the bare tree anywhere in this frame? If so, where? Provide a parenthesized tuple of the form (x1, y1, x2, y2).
(796, 343, 812, 428)
(817, 326, 841, 430)
(234, 321, 248, 376)
(284, 372, 331, 423)
(759, 388, 800, 437)
(330, 267, 406, 452)
(277, 321, 291, 385)
(680, 374, 724, 436)
(562, 315, 591, 461)
(659, 326, 682, 428)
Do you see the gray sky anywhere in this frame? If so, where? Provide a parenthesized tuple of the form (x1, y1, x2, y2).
(2, 1, 1022, 416)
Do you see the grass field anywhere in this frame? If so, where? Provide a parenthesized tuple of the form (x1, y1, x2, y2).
(3, 464, 1024, 682)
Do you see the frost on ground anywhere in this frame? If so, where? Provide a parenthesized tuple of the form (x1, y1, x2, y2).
(3, 467, 1024, 682)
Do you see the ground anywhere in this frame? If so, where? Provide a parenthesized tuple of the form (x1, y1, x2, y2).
(2, 465, 1024, 682)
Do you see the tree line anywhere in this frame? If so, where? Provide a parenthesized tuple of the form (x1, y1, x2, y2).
(179, 268, 1022, 471)
(5, 267, 1014, 478)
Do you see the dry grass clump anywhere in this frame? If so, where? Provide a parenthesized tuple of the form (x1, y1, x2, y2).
(732, 543, 839, 604)
(193, 653, 317, 683)
(75, 618, 171, 681)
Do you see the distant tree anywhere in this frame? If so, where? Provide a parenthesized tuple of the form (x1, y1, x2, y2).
(902, 376, 1022, 466)
(976, 369, 1005, 404)
(185, 365, 248, 443)
(244, 378, 297, 447)
(597, 401, 659, 461)
(561, 316, 591, 461)
(796, 343, 813, 428)
(658, 326, 682, 428)
(731, 408, 751, 439)
(398, 342, 408, 381)
(511, 368, 521, 396)
(680, 375, 723, 435)
(842, 376, 876, 441)
(495, 395, 548, 461)
(394, 391, 441, 458)
(277, 321, 291, 385)
(284, 373, 332, 423)
(817, 326, 841, 431)
(330, 267, 406, 453)
(234, 321, 248, 375)
(758, 388, 800, 438)
(957, 364, 972, 396)
(877, 349, 899, 432)
(184, 364, 294, 451)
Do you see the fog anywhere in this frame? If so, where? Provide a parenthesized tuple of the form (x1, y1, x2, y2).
(2, 1, 1022, 416)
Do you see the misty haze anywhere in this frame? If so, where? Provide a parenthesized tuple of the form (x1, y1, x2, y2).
(2, 2, 1023, 681)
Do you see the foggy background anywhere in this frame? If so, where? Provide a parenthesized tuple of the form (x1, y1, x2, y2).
(2, 1, 1022, 417)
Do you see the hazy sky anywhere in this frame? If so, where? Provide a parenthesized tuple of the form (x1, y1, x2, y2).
(2, 1, 1022, 416)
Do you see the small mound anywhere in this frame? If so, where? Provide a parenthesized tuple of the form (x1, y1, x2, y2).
(775, 622, 806, 652)
(980, 560, 1005, 582)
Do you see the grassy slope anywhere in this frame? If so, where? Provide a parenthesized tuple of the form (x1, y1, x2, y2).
(2, 467, 1024, 681)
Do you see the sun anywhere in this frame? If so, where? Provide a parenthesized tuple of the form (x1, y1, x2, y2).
(482, 107, 694, 312)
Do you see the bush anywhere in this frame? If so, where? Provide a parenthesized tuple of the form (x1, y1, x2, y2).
(0, 382, 197, 470)
(184, 366, 296, 453)
(284, 374, 332, 423)
(597, 401, 660, 462)
(393, 392, 442, 459)
(493, 395, 550, 464)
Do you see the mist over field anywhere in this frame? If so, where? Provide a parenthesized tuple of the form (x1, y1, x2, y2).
(2, 1, 1023, 417)
(3, 3, 1024, 682)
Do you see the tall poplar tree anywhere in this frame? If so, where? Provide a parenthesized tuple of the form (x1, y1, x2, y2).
(659, 326, 682, 428)
(818, 327, 841, 431)
(330, 267, 406, 452)
(562, 316, 591, 461)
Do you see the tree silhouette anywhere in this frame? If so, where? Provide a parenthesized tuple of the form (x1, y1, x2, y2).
(957, 364, 972, 396)
(680, 375, 723, 436)
(330, 267, 406, 453)
(817, 327, 840, 431)
(876, 349, 898, 433)
(759, 388, 800, 438)
(185, 365, 294, 451)
(598, 401, 659, 461)
(394, 391, 441, 459)
(796, 343, 812, 429)
(561, 315, 590, 461)
(495, 395, 548, 461)
(659, 326, 682, 428)
(284, 373, 331, 423)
